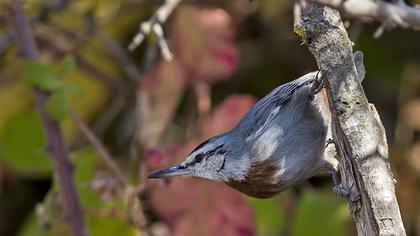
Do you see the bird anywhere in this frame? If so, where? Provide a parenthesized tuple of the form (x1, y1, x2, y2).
(149, 52, 365, 198)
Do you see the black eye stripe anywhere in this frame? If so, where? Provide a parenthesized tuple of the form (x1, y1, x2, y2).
(195, 154, 204, 163)
(189, 144, 226, 165)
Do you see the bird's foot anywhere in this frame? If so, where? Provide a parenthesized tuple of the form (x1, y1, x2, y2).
(331, 171, 360, 202)
(326, 138, 335, 147)
(310, 71, 324, 100)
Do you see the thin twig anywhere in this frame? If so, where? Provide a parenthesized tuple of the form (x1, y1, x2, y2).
(309, 0, 420, 31)
(70, 111, 129, 186)
(73, 53, 132, 94)
(71, 111, 150, 232)
(79, 14, 141, 81)
(34, 34, 132, 95)
(91, 97, 127, 135)
(9, 1, 88, 236)
(97, 30, 141, 81)
(127, 0, 181, 59)
(0, 0, 70, 56)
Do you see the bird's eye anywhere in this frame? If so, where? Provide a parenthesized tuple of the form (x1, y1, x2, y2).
(195, 154, 204, 163)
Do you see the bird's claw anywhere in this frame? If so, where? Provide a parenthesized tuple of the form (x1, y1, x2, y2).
(333, 182, 360, 202)
(331, 171, 360, 202)
(310, 70, 324, 100)
(326, 138, 335, 147)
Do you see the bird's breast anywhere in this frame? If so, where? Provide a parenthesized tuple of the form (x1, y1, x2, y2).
(226, 160, 284, 198)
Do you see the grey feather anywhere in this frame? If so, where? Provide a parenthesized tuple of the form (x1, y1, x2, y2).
(149, 51, 366, 198)
(235, 71, 318, 138)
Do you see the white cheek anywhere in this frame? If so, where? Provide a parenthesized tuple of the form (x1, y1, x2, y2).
(193, 157, 224, 181)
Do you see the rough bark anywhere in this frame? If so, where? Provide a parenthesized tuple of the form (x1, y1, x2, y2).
(294, 3, 406, 236)
(308, 0, 420, 30)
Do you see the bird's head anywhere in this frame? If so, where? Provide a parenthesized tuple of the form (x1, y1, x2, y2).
(149, 134, 250, 182)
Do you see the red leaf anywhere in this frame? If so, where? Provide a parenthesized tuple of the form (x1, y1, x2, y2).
(137, 60, 187, 148)
(171, 6, 239, 83)
(202, 94, 256, 136)
(145, 148, 169, 169)
(172, 183, 255, 236)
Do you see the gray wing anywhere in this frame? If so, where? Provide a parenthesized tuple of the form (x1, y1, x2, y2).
(234, 71, 318, 138)
(258, 71, 317, 108)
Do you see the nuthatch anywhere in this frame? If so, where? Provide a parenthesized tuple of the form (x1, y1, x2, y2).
(149, 52, 365, 198)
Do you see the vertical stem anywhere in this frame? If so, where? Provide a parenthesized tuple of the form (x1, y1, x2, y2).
(9, 1, 88, 236)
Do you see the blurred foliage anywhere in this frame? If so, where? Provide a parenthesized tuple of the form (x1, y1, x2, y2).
(19, 214, 138, 236)
(291, 191, 350, 236)
(0, 0, 420, 236)
(0, 112, 52, 176)
(17, 149, 133, 236)
(247, 196, 284, 236)
(20, 55, 81, 120)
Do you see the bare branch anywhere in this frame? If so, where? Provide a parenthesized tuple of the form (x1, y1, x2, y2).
(80, 14, 142, 81)
(70, 111, 129, 186)
(309, 0, 420, 30)
(152, 23, 173, 61)
(9, 1, 88, 236)
(71, 112, 149, 231)
(34, 34, 132, 95)
(295, 3, 406, 236)
(127, 0, 181, 59)
(97, 30, 141, 81)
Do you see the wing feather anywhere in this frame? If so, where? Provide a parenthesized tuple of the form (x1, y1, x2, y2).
(235, 71, 318, 138)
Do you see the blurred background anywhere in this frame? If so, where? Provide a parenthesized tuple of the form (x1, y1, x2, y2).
(0, 0, 419, 235)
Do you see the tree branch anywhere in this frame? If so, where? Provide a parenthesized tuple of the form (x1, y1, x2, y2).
(70, 111, 129, 186)
(127, 0, 181, 60)
(9, 1, 88, 236)
(309, 0, 420, 30)
(295, 3, 406, 236)
(97, 30, 141, 81)
(34, 34, 131, 95)
(70, 111, 149, 229)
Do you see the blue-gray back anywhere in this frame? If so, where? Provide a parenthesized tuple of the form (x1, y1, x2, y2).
(233, 71, 317, 137)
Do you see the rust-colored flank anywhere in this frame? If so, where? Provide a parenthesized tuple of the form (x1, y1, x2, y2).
(227, 160, 281, 198)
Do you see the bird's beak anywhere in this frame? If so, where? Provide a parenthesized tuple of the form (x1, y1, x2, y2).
(148, 165, 191, 178)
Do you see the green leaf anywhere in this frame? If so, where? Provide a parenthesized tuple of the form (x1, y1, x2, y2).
(0, 112, 52, 176)
(291, 190, 350, 236)
(19, 150, 132, 236)
(87, 215, 137, 236)
(73, 149, 101, 207)
(18, 214, 48, 236)
(248, 196, 284, 236)
(63, 84, 83, 97)
(21, 60, 62, 91)
(57, 55, 76, 77)
(46, 91, 69, 120)
(19, 212, 138, 236)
